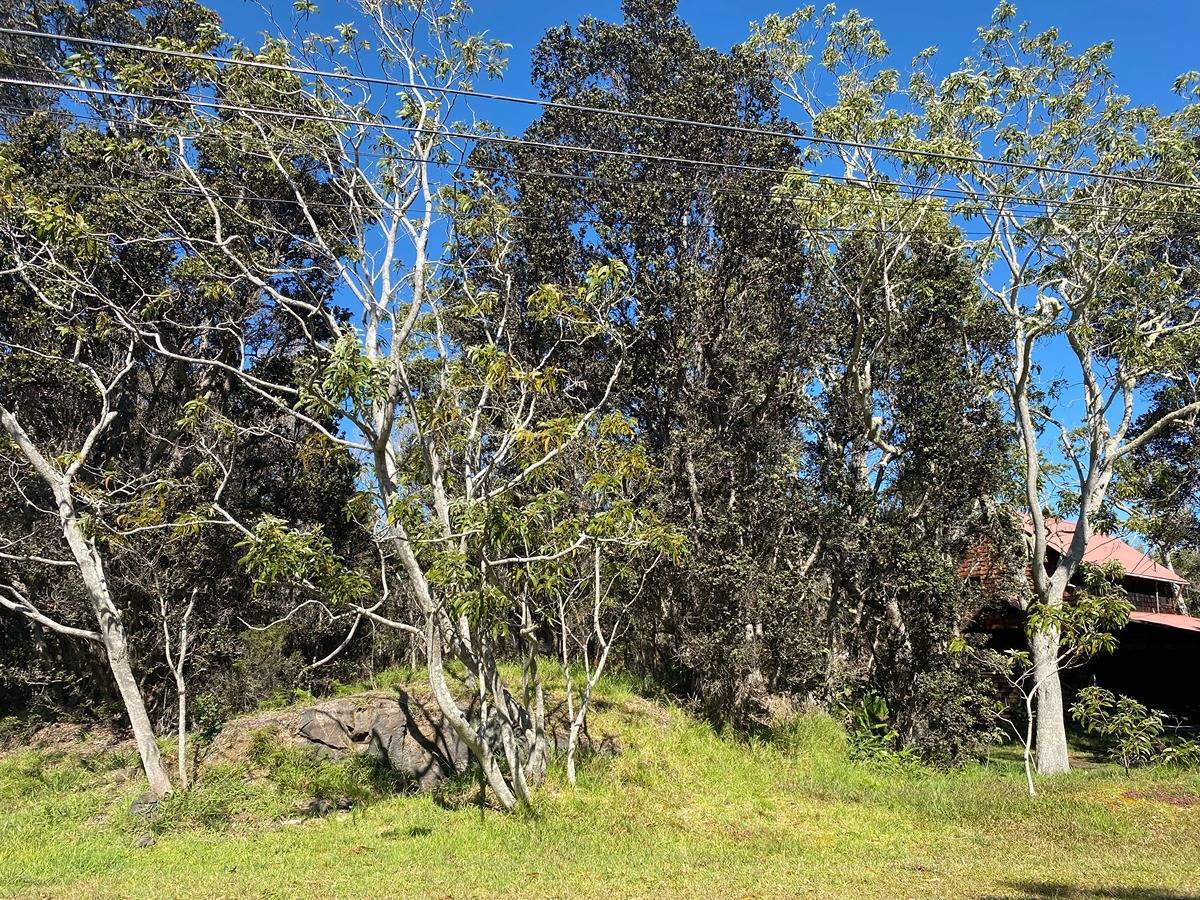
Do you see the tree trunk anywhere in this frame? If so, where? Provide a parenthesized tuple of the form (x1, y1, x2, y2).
(566, 719, 582, 785)
(59, 498, 173, 799)
(423, 617, 519, 811)
(1030, 623, 1070, 776)
(174, 671, 188, 790)
(98, 609, 174, 798)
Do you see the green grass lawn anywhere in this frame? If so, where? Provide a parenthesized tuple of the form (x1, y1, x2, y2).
(3, 675, 1199, 899)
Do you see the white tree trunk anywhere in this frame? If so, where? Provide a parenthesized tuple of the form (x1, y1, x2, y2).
(60, 503, 173, 798)
(566, 719, 582, 785)
(176, 683, 188, 790)
(1030, 624, 1070, 776)
(98, 611, 173, 798)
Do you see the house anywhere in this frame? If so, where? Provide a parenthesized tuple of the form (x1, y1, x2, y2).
(962, 517, 1200, 723)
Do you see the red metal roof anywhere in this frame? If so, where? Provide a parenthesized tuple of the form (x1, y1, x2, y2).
(1024, 516, 1189, 586)
(1129, 611, 1200, 633)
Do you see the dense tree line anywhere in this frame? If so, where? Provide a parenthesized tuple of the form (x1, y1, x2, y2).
(0, 0, 1197, 806)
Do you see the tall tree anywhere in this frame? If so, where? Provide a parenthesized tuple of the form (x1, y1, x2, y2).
(478, 0, 818, 723)
(0, 0, 365, 793)
(0, 0, 226, 795)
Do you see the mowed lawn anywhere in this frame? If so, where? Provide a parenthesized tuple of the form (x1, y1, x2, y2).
(3, 678, 1199, 899)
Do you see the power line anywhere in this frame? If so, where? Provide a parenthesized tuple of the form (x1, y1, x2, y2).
(1, 59, 1190, 222)
(4, 100, 1185, 239)
(5, 26, 1199, 193)
(3, 74, 1196, 231)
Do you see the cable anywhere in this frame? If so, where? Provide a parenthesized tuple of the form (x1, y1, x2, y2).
(2, 58, 1190, 222)
(0, 59, 1107, 216)
(3, 74, 1195, 230)
(6, 26, 1199, 193)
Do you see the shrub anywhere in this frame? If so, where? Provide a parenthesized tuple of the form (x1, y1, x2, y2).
(1159, 738, 1200, 768)
(191, 692, 228, 745)
(1070, 686, 1164, 773)
(844, 694, 921, 769)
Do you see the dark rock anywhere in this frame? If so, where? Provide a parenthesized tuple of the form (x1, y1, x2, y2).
(134, 832, 155, 848)
(364, 691, 472, 790)
(129, 791, 158, 816)
(205, 690, 505, 793)
(297, 709, 353, 754)
(403, 697, 471, 782)
(304, 797, 335, 817)
(335, 796, 353, 811)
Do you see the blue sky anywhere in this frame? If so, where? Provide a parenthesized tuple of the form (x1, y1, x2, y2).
(212, 0, 1200, 135)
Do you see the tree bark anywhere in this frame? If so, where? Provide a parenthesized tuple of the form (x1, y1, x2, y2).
(59, 499, 173, 798)
(99, 610, 174, 798)
(1030, 623, 1070, 776)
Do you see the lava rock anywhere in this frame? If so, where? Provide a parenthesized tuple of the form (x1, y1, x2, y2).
(129, 791, 158, 816)
(297, 709, 354, 755)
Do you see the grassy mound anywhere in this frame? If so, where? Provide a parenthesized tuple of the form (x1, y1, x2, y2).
(2, 671, 1199, 898)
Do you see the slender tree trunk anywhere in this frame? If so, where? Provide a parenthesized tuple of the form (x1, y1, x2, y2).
(566, 718, 582, 785)
(60, 502, 173, 798)
(176, 682, 188, 790)
(1022, 689, 1038, 797)
(1030, 623, 1070, 776)
(98, 609, 173, 798)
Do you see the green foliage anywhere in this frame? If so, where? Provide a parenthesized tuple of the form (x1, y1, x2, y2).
(1070, 686, 1164, 774)
(191, 693, 227, 745)
(1026, 563, 1133, 660)
(237, 516, 372, 604)
(843, 693, 920, 770)
(1160, 739, 1200, 768)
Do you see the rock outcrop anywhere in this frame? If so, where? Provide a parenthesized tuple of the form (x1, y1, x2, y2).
(204, 690, 473, 791)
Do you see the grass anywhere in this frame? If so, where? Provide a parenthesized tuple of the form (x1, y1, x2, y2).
(2, 672, 1199, 899)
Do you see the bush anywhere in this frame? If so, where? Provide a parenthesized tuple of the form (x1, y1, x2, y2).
(844, 694, 920, 770)
(1070, 686, 1164, 773)
(1160, 739, 1200, 768)
(191, 692, 228, 745)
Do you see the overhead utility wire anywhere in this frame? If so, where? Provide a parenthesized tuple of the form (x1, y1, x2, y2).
(2, 74, 1195, 230)
(6, 26, 1200, 193)
(0, 96, 1100, 229)
(1, 58, 1191, 222)
(1, 58, 1160, 219)
(0, 73, 1143, 220)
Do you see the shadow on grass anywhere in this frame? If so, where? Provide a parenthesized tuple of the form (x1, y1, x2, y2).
(988, 881, 1199, 899)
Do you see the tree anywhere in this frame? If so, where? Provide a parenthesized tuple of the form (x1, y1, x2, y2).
(47, 0, 677, 811)
(749, 8, 1013, 758)
(754, 0, 1200, 775)
(916, 5, 1200, 775)
(0, 0, 235, 797)
(478, 0, 818, 725)
(0, 0, 369, 794)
